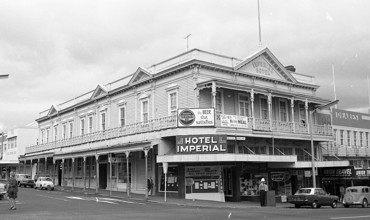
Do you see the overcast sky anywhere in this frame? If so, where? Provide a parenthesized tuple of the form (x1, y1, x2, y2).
(1, 0, 370, 131)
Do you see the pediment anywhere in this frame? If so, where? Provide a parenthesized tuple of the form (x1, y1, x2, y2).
(128, 67, 152, 85)
(91, 84, 108, 99)
(47, 105, 58, 116)
(235, 48, 296, 83)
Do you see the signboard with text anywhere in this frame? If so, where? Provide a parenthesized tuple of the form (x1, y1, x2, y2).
(322, 166, 355, 178)
(220, 114, 249, 128)
(177, 108, 215, 127)
(176, 135, 227, 154)
(332, 109, 370, 129)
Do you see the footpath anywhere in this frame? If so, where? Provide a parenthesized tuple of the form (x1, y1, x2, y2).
(55, 186, 291, 209)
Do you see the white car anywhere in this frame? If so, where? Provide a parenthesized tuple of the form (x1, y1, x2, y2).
(35, 177, 54, 190)
(0, 182, 6, 200)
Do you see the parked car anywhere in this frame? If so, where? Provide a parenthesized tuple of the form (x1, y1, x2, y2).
(287, 188, 339, 208)
(0, 181, 6, 200)
(35, 177, 54, 190)
(15, 174, 35, 188)
(343, 186, 370, 208)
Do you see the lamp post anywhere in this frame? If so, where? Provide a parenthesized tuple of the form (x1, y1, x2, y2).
(310, 100, 339, 188)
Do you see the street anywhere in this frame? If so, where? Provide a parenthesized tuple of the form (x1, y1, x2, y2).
(0, 187, 370, 220)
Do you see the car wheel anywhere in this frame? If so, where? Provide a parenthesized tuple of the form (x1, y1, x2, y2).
(294, 204, 301, 208)
(344, 204, 350, 208)
(331, 201, 337, 208)
(362, 199, 368, 208)
(311, 201, 318, 209)
(51, 187, 54, 191)
(47, 185, 51, 191)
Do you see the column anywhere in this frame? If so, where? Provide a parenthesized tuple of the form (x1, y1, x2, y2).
(268, 93, 272, 130)
(52, 160, 56, 185)
(211, 81, 216, 109)
(72, 158, 75, 190)
(109, 153, 112, 196)
(291, 98, 295, 133)
(23, 160, 26, 174)
(61, 159, 65, 190)
(95, 154, 99, 194)
(251, 89, 255, 129)
(144, 147, 150, 200)
(83, 156, 86, 191)
(125, 151, 130, 197)
(37, 158, 40, 176)
(305, 99, 309, 134)
(44, 157, 47, 177)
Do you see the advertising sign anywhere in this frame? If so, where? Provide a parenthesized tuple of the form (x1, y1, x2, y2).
(177, 108, 215, 127)
(322, 166, 355, 177)
(176, 135, 227, 154)
(185, 166, 221, 177)
(219, 114, 249, 128)
(354, 169, 370, 177)
(332, 109, 370, 129)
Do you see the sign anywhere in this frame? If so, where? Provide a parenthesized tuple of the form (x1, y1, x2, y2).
(332, 109, 370, 129)
(108, 157, 125, 163)
(227, 136, 246, 141)
(322, 167, 355, 177)
(185, 166, 221, 177)
(354, 169, 370, 177)
(177, 108, 215, 127)
(176, 135, 227, 154)
(220, 114, 249, 128)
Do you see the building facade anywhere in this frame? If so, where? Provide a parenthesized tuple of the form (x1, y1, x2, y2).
(322, 108, 370, 196)
(24, 47, 348, 202)
(0, 125, 38, 180)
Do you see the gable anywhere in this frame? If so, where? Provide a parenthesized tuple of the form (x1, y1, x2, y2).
(235, 48, 296, 83)
(129, 67, 152, 85)
(91, 84, 108, 100)
(47, 105, 58, 116)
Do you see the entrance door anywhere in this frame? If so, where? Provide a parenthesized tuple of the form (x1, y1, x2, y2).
(58, 163, 62, 186)
(223, 167, 233, 201)
(99, 163, 107, 189)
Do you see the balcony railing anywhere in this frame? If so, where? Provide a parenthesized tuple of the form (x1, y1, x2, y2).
(26, 113, 333, 154)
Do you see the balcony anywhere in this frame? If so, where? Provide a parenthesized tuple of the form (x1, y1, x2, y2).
(26, 113, 333, 155)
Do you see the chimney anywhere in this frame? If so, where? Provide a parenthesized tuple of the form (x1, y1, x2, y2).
(285, 65, 296, 72)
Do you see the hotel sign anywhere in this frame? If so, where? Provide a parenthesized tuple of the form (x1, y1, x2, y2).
(176, 135, 227, 154)
(177, 108, 215, 127)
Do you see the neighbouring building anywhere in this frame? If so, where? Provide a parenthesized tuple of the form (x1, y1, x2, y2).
(23, 47, 348, 203)
(322, 109, 370, 196)
(0, 124, 38, 180)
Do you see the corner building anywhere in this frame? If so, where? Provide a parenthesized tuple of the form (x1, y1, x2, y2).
(24, 47, 348, 203)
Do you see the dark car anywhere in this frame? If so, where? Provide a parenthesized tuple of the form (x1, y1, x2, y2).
(287, 188, 339, 208)
(15, 174, 35, 188)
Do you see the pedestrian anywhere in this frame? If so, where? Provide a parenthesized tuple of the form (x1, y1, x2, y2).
(6, 171, 18, 210)
(147, 176, 153, 195)
(339, 186, 345, 202)
(34, 172, 39, 182)
(258, 178, 268, 207)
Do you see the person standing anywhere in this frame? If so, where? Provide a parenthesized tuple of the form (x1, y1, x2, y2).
(6, 171, 18, 210)
(258, 178, 268, 206)
(147, 176, 154, 196)
(339, 186, 345, 202)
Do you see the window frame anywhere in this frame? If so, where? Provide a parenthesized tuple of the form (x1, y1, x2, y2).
(278, 99, 288, 122)
(168, 90, 178, 116)
(238, 93, 250, 117)
(260, 97, 269, 120)
(141, 98, 149, 123)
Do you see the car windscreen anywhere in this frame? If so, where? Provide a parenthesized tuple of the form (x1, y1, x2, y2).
(295, 189, 311, 194)
(347, 188, 358, 193)
(41, 177, 52, 182)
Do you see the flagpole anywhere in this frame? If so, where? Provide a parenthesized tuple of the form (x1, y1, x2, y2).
(332, 64, 337, 109)
(368, 75, 370, 113)
(257, 0, 262, 47)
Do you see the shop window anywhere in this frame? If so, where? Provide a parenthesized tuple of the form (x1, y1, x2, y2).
(77, 158, 82, 177)
(117, 160, 131, 183)
(159, 165, 178, 192)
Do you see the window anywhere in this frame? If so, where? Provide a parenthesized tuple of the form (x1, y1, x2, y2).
(298, 103, 306, 123)
(77, 158, 82, 177)
(141, 99, 149, 123)
(54, 126, 58, 141)
(279, 100, 288, 121)
(46, 129, 50, 143)
(63, 124, 67, 140)
(239, 94, 250, 117)
(119, 107, 126, 127)
(340, 130, 344, 145)
(353, 131, 357, 146)
(168, 91, 178, 116)
(367, 132, 369, 147)
(260, 97, 269, 119)
(101, 112, 106, 131)
(215, 91, 223, 113)
(80, 119, 85, 135)
(88, 116, 93, 133)
(360, 132, 363, 147)
(347, 131, 351, 146)
(41, 130, 44, 144)
(69, 122, 73, 138)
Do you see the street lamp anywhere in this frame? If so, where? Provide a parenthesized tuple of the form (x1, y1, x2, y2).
(310, 100, 339, 188)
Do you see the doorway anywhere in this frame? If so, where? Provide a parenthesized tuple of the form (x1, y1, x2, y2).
(223, 167, 234, 201)
(58, 162, 62, 186)
(99, 163, 107, 189)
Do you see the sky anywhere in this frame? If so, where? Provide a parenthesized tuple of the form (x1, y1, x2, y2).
(1, 0, 370, 131)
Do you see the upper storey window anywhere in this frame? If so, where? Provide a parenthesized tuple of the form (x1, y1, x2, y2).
(279, 100, 288, 122)
(168, 91, 178, 116)
(101, 112, 106, 131)
(63, 124, 67, 140)
(69, 122, 73, 138)
(119, 106, 126, 127)
(298, 103, 306, 124)
(347, 130, 351, 146)
(54, 126, 58, 141)
(238, 94, 250, 117)
(88, 116, 93, 133)
(215, 91, 223, 114)
(260, 97, 268, 119)
(80, 119, 85, 135)
(141, 99, 149, 123)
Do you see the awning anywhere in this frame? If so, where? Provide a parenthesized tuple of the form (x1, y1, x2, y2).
(157, 154, 297, 163)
